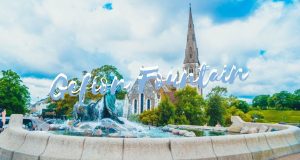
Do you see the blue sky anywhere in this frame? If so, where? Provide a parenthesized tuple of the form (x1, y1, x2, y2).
(0, 0, 300, 103)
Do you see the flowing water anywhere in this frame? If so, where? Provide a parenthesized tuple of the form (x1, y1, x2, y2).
(48, 97, 228, 138)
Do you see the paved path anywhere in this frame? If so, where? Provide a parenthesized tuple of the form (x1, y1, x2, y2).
(276, 153, 300, 160)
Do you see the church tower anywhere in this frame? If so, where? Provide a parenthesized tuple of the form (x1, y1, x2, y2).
(183, 4, 202, 95)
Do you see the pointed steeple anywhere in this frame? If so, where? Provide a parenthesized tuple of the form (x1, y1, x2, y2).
(184, 4, 200, 65)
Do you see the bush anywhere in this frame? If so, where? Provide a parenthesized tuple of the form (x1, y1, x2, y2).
(247, 110, 264, 120)
(139, 109, 159, 126)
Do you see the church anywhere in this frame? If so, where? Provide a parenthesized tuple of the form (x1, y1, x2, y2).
(127, 5, 202, 115)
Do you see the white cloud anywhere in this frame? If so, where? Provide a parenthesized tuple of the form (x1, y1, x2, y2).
(199, 1, 300, 98)
(0, 0, 187, 77)
(1, 0, 300, 102)
(22, 77, 53, 103)
(197, 1, 298, 65)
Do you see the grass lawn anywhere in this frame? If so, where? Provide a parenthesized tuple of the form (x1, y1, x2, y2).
(260, 110, 300, 123)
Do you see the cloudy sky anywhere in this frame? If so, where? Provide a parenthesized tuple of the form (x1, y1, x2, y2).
(0, 0, 299, 103)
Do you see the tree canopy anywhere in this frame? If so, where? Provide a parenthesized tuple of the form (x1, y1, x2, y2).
(268, 91, 294, 110)
(252, 95, 270, 110)
(91, 65, 126, 99)
(157, 96, 175, 125)
(91, 65, 123, 80)
(174, 86, 206, 125)
(206, 86, 227, 126)
(253, 90, 300, 110)
(0, 70, 30, 115)
(231, 98, 249, 113)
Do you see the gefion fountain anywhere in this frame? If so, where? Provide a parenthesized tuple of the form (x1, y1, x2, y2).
(0, 71, 299, 160)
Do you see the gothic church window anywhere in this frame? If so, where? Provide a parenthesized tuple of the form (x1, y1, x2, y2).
(140, 93, 144, 113)
(147, 99, 151, 110)
(134, 99, 137, 113)
(189, 68, 193, 74)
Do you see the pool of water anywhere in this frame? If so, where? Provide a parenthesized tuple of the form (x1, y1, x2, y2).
(47, 117, 231, 138)
(191, 129, 227, 136)
(49, 129, 230, 138)
(49, 125, 230, 138)
(49, 126, 181, 138)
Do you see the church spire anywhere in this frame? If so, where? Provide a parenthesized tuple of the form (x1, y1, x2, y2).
(184, 4, 200, 65)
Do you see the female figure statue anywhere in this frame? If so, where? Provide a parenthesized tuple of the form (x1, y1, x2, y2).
(101, 73, 124, 124)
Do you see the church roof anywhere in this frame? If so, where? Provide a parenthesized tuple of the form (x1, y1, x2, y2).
(183, 4, 200, 65)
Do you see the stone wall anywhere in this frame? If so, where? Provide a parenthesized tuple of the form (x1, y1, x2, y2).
(0, 114, 299, 160)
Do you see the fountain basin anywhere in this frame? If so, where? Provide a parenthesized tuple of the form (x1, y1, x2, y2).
(0, 114, 299, 160)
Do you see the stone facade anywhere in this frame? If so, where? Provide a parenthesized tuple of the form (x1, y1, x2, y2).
(127, 78, 176, 115)
(127, 79, 159, 115)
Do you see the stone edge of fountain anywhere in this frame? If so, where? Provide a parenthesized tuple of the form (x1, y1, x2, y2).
(0, 114, 299, 160)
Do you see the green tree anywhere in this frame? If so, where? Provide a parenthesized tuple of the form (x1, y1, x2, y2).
(294, 89, 300, 96)
(233, 99, 249, 113)
(268, 91, 293, 110)
(91, 65, 126, 100)
(228, 95, 249, 113)
(0, 70, 30, 115)
(227, 95, 237, 108)
(157, 97, 175, 125)
(175, 114, 190, 125)
(252, 95, 270, 110)
(206, 86, 227, 126)
(91, 65, 123, 80)
(292, 89, 300, 110)
(174, 86, 206, 125)
(139, 96, 175, 126)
